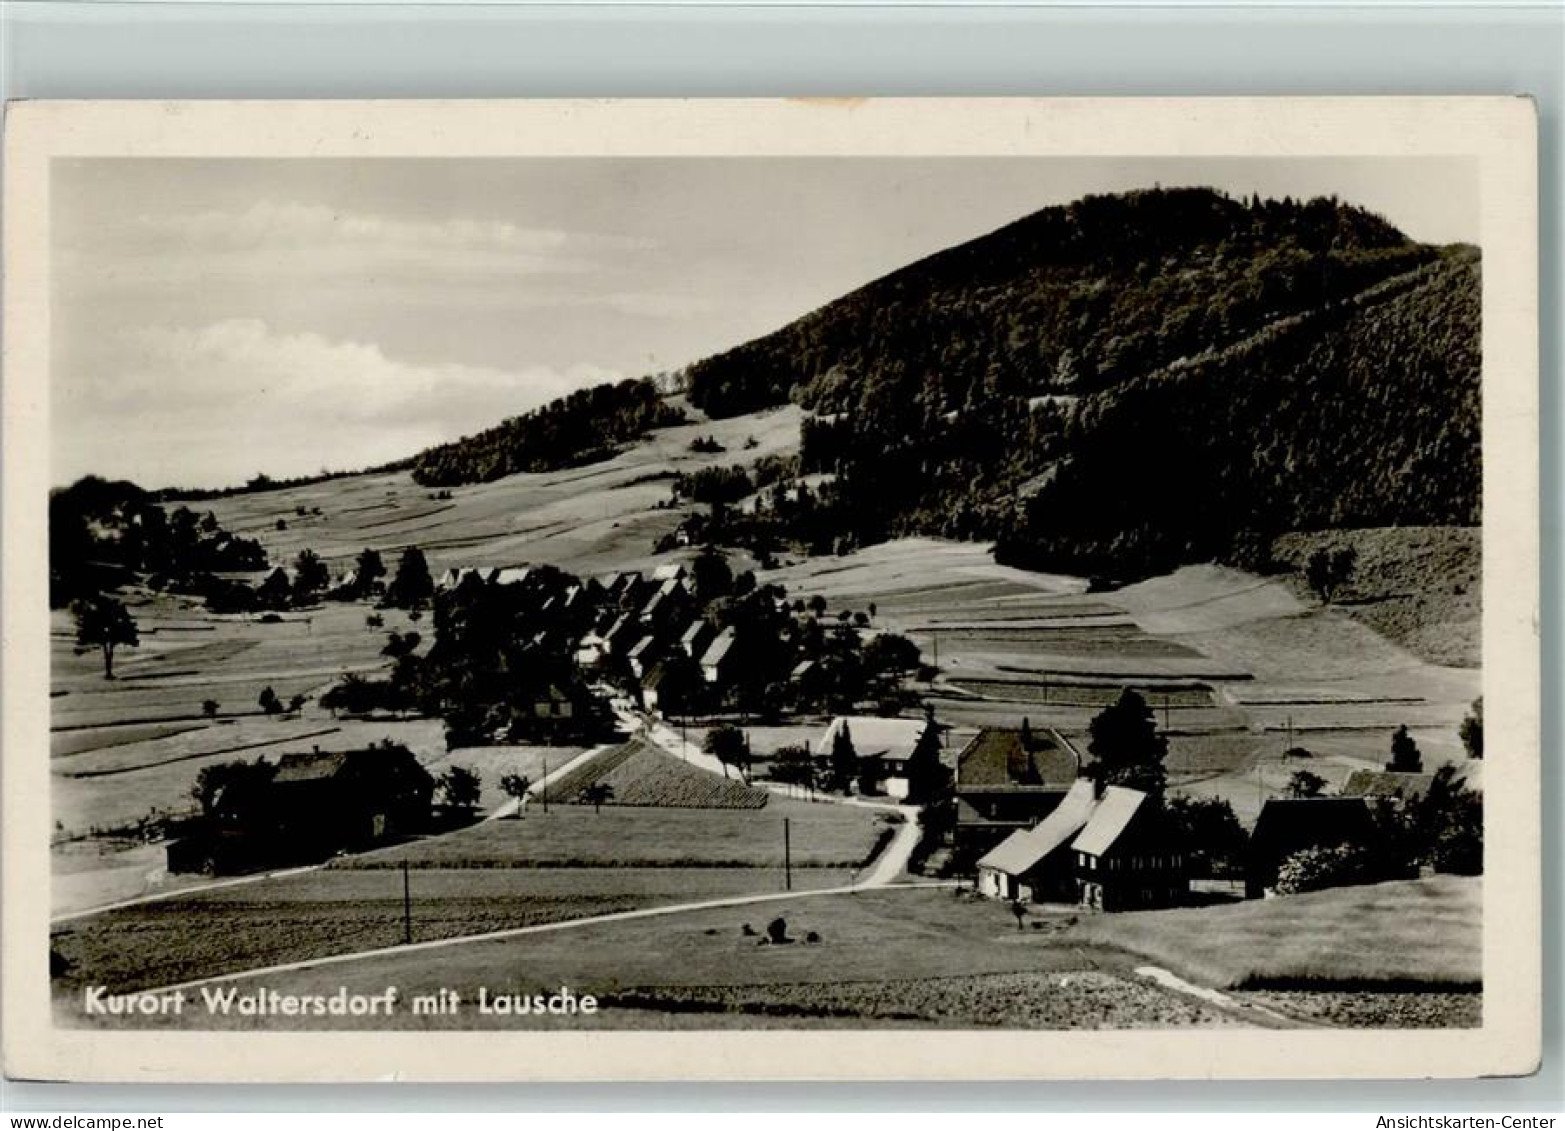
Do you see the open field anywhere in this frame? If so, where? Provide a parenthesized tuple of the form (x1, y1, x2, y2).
(52, 865, 835, 996)
(338, 796, 888, 870)
(58, 888, 1251, 1030)
(1065, 876, 1480, 991)
(181, 404, 802, 581)
(772, 544, 1480, 824)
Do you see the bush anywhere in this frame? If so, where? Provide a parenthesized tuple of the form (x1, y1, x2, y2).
(1272, 843, 1375, 895)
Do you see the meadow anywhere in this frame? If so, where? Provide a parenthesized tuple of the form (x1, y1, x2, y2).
(1065, 875, 1481, 990)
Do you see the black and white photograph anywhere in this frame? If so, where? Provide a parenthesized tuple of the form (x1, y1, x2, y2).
(1, 98, 1540, 1082)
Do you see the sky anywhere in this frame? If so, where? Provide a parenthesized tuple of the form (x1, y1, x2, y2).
(51, 155, 1478, 491)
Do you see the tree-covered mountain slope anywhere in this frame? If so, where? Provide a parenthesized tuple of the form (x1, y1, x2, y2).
(676, 187, 1479, 579)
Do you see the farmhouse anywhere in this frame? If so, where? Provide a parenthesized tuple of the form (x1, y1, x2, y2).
(166, 743, 434, 875)
(652, 562, 689, 582)
(1073, 786, 1187, 911)
(1246, 797, 1377, 899)
(818, 715, 936, 800)
(953, 723, 1080, 859)
(976, 779, 1097, 902)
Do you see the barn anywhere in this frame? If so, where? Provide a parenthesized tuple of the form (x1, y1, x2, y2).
(953, 723, 1080, 859)
(1246, 797, 1377, 898)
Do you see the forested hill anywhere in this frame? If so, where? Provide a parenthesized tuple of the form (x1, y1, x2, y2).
(677, 187, 1480, 579)
(410, 377, 686, 487)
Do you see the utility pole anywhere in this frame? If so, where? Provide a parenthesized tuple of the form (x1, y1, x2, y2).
(784, 818, 792, 892)
(542, 758, 549, 813)
(402, 859, 412, 946)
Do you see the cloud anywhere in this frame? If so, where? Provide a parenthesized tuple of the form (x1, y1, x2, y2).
(127, 200, 655, 257)
(60, 319, 618, 489)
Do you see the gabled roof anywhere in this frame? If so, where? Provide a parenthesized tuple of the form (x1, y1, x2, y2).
(492, 567, 531, 586)
(682, 620, 715, 646)
(978, 779, 1098, 875)
(1071, 786, 1149, 857)
(1340, 770, 1435, 800)
(628, 635, 659, 659)
(790, 659, 817, 679)
(652, 563, 688, 581)
(701, 627, 737, 668)
(641, 662, 670, 690)
(819, 716, 929, 761)
(957, 727, 1078, 789)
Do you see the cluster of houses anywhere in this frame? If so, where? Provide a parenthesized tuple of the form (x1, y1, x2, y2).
(941, 721, 1459, 912)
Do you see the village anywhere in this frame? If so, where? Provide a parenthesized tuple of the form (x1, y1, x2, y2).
(153, 541, 1484, 925)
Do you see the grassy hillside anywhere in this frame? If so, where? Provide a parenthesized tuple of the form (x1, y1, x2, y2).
(1270, 527, 1480, 668)
(1066, 875, 1480, 989)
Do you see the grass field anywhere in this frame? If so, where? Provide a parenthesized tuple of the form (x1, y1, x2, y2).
(337, 796, 887, 870)
(58, 887, 1250, 1030)
(52, 866, 831, 996)
(1065, 875, 1481, 990)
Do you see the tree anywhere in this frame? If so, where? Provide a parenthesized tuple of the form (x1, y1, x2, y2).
(1459, 697, 1483, 759)
(202, 699, 220, 720)
(354, 548, 387, 597)
(498, 772, 532, 815)
(580, 782, 615, 814)
(258, 686, 282, 715)
(1387, 724, 1424, 773)
(71, 594, 140, 679)
(292, 548, 329, 602)
(190, 758, 274, 817)
(703, 723, 748, 780)
(691, 545, 733, 602)
(828, 720, 859, 794)
(382, 631, 422, 659)
(1166, 795, 1246, 878)
(772, 744, 817, 799)
(1305, 545, 1358, 603)
(1086, 688, 1168, 798)
(1286, 769, 1328, 799)
(387, 546, 434, 609)
(257, 567, 292, 611)
(438, 765, 482, 812)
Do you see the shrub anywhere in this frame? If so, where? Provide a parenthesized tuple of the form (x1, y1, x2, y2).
(1272, 843, 1374, 895)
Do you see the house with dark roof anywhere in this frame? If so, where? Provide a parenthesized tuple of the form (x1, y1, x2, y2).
(166, 743, 434, 875)
(1246, 797, 1377, 899)
(953, 723, 1081, 859)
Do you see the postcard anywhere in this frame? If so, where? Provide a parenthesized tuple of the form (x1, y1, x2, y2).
(1, 96, 1540, 1082)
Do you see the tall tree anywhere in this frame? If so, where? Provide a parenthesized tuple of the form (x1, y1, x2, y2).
(387, 546, 434, 609)
(71, 594, 140, 679)
(292, 548, 329, 602)
(1086, 688, 1168, 798)
(828, 720, 859, 794)
(354, 548, 387, 597)
(1459, 697, 1483, 760)
(1387, 724, 1424, 773)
